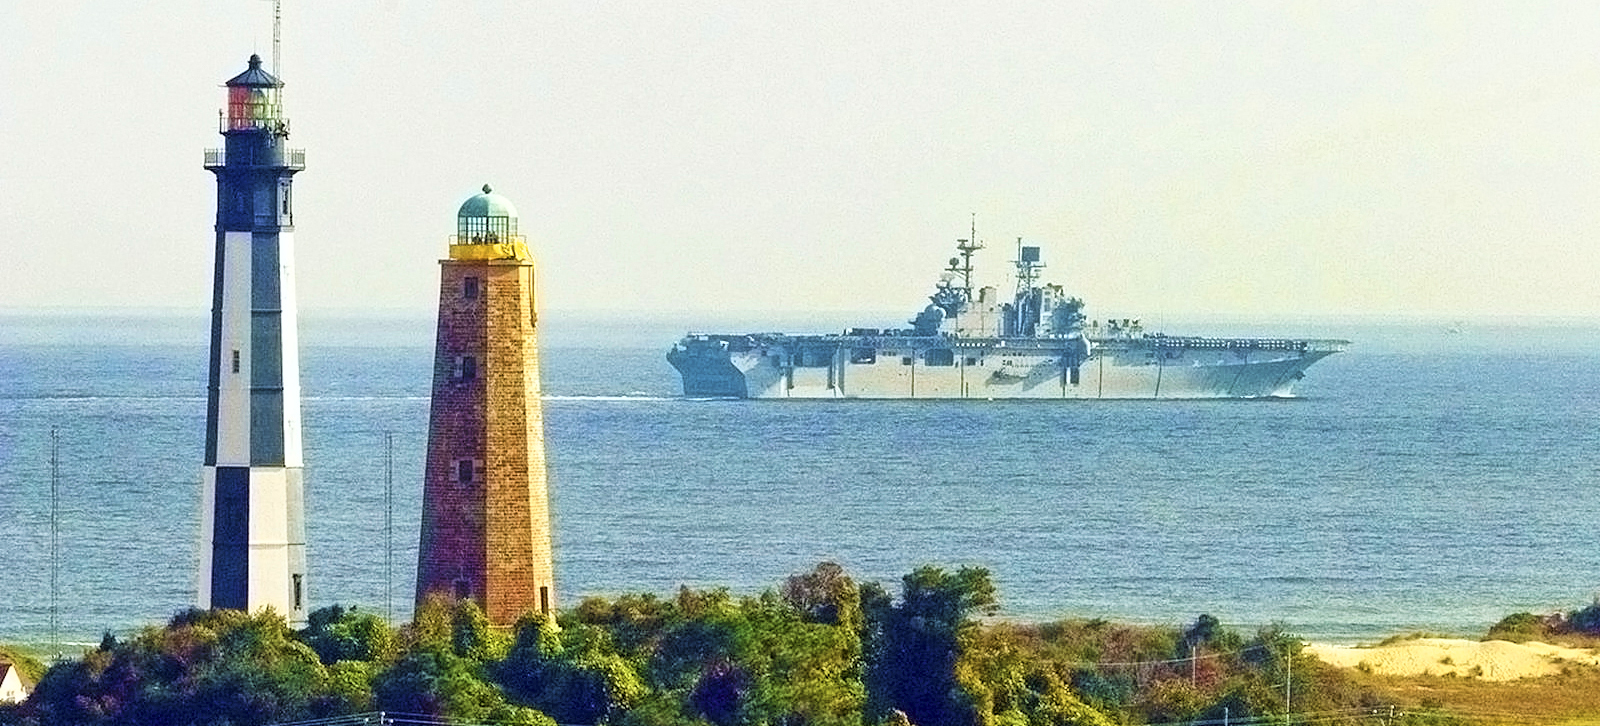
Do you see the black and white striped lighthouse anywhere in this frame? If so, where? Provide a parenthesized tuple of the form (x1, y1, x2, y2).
(198, 54, 308, 626)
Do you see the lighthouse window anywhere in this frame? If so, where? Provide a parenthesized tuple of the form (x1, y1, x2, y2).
(453, 355, 477, 380)
(231, 349, 240, 373)
(457, 459, 475, 485)
(539, 586, 550, 614)
(292, 574, 303, 610)
(463, 276, 480, 300)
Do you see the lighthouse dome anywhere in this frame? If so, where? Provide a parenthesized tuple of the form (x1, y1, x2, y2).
(456, 184, 519, 243)
(458, 184, 518, 220)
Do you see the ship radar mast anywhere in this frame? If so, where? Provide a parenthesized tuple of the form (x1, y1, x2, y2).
(1014, 237, 1043, 293)
(925, 215, 985, 326)
(1012, 238, 1045, 336)
(947, 213, 983, 304)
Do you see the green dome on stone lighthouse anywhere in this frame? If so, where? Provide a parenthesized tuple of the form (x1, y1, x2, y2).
(457, 183, 518, 220)
(456, 184, 519, 243)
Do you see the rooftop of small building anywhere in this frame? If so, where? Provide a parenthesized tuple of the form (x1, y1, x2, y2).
(0, 660, 28, 689)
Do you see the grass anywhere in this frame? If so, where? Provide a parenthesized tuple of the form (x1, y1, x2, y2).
(1349, 663, 1600, 725)
(1376, 632, 1459, 646)
(1523, 633, 1600, 650)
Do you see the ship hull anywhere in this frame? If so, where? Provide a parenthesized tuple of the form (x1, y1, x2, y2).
(668, 335, 1343, 399)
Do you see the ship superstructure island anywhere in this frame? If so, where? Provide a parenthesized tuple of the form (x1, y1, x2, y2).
(669, 228, 1348, 399)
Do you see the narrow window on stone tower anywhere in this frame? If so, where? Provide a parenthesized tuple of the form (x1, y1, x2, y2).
(540, 586, 549, 614)
(457, 458, 474, 485)
(462, 356, 477, 380)
(464, 276, 480, 300)
(293, 574, 303, 610)
(231, 350, 241, 373)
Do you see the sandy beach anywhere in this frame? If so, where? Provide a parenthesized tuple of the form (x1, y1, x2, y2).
(1306, 638, 1600, 681)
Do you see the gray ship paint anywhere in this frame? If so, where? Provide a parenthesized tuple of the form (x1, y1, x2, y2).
(670, 236, 1347, 399)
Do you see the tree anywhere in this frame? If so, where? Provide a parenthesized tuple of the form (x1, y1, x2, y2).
(497, 614, 644, 725)
(567, 574, 865, 726)
(451, 598, 509, 662)
(724, 589, 864, 726)
(27, 608, 331, 726)
(301, 605, 396, 665)
(1569, 601, 1600, 634)
(782, 561, 862, 629)
(900, 566, 998, 628)
(574, 593, 675, 652)
(956, 624, 1113, 726)
(374, 645, 552, 723)
(865, 566, 1000, 726)
(1184, 614, 1222, 648)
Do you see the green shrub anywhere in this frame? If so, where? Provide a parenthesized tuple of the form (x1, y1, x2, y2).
(1486, 612, 1552, 642)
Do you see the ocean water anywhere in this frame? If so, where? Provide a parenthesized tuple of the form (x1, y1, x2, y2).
(3, 310, 1600, 651)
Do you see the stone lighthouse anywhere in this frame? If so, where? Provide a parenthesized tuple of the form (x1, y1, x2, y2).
(198, 54, 309, 626)
(416, 186, 556, 625)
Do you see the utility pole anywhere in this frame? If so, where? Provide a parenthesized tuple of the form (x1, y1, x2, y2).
(50, 427, 60, 662)
(385, 431, 394, 623)
(1285, 647, 1293, 724)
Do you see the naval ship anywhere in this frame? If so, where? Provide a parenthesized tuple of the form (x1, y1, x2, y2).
(668, 231, 1348, 399)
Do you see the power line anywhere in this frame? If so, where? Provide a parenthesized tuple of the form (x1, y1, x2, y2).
(1059, 642, 1274, 668)
(267, 713, 594, 726)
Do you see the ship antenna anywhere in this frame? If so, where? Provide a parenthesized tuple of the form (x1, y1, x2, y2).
(1012, 237, 1045, 336)
(955, 213, 983, 303)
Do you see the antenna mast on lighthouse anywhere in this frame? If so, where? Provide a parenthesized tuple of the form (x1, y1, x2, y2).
(257, 0, 283, 78)
(272, 0, 281, 77)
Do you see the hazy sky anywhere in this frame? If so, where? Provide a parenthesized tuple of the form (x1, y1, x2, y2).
(5, 2, 1600, 320)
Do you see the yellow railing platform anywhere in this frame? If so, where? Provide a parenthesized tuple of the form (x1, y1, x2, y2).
(448, 237, 529, 261)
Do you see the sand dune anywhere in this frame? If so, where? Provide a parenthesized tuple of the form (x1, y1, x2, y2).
(1306, 638, 1600, 681)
